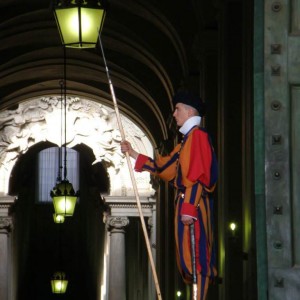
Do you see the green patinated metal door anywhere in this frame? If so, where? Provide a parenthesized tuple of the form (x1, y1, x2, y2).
(264, 0, 300, 298)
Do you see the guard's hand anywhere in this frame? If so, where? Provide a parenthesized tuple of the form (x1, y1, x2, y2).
(181, 215, 194, 225)
(120, 140, 132, 154)
(120, 140, 139, 159)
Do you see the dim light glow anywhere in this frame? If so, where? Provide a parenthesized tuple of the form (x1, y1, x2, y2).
(53, 213, 65, 223)
(229, 222, 237, 232)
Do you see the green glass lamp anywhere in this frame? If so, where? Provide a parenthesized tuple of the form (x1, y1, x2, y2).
(53, 0, 107, 48)
(51, 180, 79, 216)
(51, 271, 68, 293)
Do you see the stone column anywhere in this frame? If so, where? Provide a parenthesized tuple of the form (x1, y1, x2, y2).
(148, 201, 157, 300)
(104, 196, 155, 299)
(0, 196, 14, 300)
(107, 216, 129, 300)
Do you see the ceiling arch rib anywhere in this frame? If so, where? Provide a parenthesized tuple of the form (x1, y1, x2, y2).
(100, 36, 171, 129)
(103, 32, 174, 101)
(111, 0, 188, 77)
(60, 52, 169, 141)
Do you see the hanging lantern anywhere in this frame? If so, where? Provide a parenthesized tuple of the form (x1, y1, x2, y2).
(53, 213, 65, 223)
(50, 180, 79, 216)
(51, 271, 68, 293)
(53, 0, 107, 48)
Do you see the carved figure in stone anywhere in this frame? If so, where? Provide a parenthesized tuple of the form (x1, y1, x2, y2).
(0, 96, 152, 194)
(0, 96, 59, 164)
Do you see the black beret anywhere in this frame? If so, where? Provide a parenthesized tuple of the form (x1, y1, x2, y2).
(172, 90, 206, 116)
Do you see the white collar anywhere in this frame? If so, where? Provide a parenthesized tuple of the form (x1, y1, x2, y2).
(179, 116, 201, 135)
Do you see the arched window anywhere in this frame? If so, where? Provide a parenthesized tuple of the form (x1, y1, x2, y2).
(36, 147, 79, 203)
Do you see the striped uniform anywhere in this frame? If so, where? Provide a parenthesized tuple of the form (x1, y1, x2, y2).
(134, 126, 218, 300)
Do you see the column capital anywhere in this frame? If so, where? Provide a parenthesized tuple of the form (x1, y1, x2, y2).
(106, 216, 129, 231)
(0, 216, 13, 233)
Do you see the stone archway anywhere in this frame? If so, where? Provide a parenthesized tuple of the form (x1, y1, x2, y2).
(0, 95, 157, 300)
(0, 95, 154, 197)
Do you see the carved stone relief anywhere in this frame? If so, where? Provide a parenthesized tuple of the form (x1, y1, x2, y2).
(0, 96, 154, 196)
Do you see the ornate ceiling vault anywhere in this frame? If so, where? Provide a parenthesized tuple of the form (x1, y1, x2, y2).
(0, 0, 218, 146)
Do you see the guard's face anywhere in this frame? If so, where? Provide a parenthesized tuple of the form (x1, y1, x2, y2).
(173, 103, 190, 126)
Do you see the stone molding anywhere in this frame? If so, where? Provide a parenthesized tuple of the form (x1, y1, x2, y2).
(104, 195, 156, 218)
